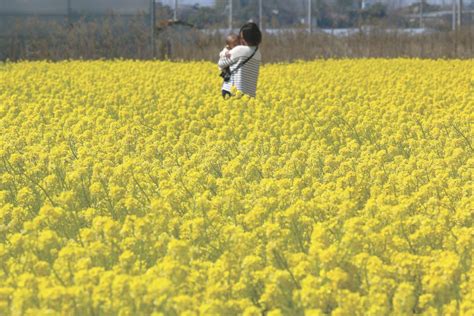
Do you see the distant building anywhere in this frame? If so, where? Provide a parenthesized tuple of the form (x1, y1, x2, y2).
(158, 0, 215, 7)
(362, 0, 380, 9)
(393, 0, 473, 6)
(356, 0, 473, 8)
(0, 0, 150, 14)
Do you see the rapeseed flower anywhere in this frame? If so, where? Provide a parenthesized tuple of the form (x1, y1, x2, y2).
(0, 59, 472, 315)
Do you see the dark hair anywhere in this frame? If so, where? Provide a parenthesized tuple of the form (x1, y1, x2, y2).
(239, 22, 262, 46)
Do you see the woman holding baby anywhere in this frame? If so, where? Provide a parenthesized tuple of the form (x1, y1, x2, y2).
(218, 22, 262, 98)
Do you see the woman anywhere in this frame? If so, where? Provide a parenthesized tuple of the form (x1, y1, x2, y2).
(218, 22, 262, 98)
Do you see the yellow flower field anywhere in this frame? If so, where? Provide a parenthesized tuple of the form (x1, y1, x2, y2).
(0, 59, 472, 315)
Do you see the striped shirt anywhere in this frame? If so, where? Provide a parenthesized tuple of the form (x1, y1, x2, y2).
(218, 45, 261, 98)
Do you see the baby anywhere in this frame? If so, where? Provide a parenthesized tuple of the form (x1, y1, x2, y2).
(219, 33, 240, 60)
(219, 33, 241, 98)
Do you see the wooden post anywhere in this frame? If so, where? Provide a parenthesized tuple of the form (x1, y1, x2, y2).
(457, 0, 462, 28)
(67, 0, 71, 25)
(308, 0, 312, 33)
(150, 0, 155, 58)
(174, 0, 178, 20)
(229, 0, 233, 31)
(419, 0, 423, 28)
(452, 0, 456, 31)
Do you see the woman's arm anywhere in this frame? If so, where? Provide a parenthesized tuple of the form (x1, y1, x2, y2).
(218, 51, 239, 69)
(219, 46, 255, 68)
(219, 47, 229, 58)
